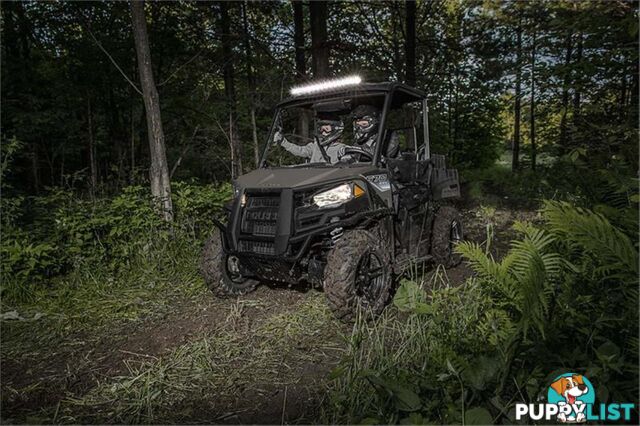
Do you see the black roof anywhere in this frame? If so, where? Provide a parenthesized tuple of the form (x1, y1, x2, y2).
(276, 82, 426, 109)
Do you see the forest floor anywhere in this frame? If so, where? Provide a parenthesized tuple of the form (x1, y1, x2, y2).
(1, 195, 538, 424)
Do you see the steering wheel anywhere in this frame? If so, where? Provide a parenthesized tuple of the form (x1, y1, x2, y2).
(340, 146, 374, 163)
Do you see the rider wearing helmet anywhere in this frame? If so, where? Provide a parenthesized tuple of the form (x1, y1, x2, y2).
(352, 104, 382, 157)
(274, 113, 346, 163)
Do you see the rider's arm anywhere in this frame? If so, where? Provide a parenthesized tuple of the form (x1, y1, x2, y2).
(274, 128, 312, 158)
(281, 139, 313, 158)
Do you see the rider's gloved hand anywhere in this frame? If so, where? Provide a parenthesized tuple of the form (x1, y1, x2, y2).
(273, 127, 284, 145)
(338, 147, 356, 164)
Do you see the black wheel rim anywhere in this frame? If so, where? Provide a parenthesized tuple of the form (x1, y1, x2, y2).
(225, 255, 249, 285)
(355, 251, 385, 307)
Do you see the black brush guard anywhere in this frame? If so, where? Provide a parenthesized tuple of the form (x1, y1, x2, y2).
(211, 188, 390, 282)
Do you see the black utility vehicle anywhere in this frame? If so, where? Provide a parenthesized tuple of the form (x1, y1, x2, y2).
(201, 78, 463, 320)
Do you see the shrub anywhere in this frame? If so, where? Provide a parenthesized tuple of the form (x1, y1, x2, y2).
(0, 182, 232, 303)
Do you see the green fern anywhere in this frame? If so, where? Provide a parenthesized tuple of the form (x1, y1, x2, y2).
(457, 224, 561, 339)
(594, 169, 638, 209)
(542, 200, 638, 279)
(477, 309, 517, 347)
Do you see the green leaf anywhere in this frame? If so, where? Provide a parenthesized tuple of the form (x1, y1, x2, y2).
(393, 279, 432, 314)
(464, 407, 493, 425)
(596, 341, 620, 361)
(329, 365, 346, 380)
(391, 385, 421, 412)
(400, 412, 425, 424)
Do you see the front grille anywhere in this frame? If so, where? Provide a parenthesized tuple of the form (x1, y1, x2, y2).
(241, 195, 280, 236)
(238, 193, 280, 255)
(238, 240, 275, 255)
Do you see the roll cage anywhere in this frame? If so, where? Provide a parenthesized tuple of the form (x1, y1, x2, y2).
(259, 82, 431, 168)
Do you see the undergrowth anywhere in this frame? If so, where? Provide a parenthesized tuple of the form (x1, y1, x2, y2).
(462, 149, 638, 212)
(325, 200, 638, 425)
(1, 182, 231, 350)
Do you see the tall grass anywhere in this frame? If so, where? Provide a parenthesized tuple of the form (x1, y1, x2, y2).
(325, 201, 639, 425)
(60, 294, 341, 424)
(324, 269, 489, 424)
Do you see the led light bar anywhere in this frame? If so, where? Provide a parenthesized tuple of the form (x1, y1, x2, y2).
(290, 75, 362, 96)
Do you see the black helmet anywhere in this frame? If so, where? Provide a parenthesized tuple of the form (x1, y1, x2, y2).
(316, 114, 344, 146)
(352, 105, 380, 144)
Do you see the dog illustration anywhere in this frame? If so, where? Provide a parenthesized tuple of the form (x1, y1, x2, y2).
(550, 375, 589, 423)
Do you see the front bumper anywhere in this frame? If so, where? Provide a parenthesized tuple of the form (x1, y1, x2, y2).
(212, 185, 390, 283)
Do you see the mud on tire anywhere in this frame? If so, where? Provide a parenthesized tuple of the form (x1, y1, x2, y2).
(324, 228, 394, 321)
(431, 205, 463, 268)
(200, 228, 259, 297)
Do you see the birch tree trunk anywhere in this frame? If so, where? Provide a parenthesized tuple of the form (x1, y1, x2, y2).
(130, 0, 173, 221)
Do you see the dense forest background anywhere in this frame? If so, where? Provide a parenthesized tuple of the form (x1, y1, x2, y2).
(1, 1, 638, 424)
(2, 0, 637, 196)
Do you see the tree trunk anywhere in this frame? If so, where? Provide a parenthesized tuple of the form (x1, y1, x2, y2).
(87, 95, 98, 199)
(130, 0, 173, 221)
(293, 0, 306, 80)
(309, 1, 329, 78)
(31, 144, 39, 193)
(530, 28, 537, 171)
(391, 4, 403, 81)
(405, 0, 416, 86)
(512, 20, 522, 172)
(130, 96, 136, 183)
(630, 55, 639, 129)
(293, 0, 309, 140)
(220, 1, 242, 178)
(559, 30, 573, 152)
(573, 32, 583, 127)
(241, 1, 260, 169)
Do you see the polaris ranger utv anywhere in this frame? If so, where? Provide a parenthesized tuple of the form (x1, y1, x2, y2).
(201, 77, 462, 320)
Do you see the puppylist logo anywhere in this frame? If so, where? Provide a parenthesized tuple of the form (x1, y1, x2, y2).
(515, 373, 636, 423)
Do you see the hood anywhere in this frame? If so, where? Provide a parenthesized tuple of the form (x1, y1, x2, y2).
(235, 164, 378, 190)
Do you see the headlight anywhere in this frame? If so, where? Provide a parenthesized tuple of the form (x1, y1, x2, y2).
(313, 183, 365, 208)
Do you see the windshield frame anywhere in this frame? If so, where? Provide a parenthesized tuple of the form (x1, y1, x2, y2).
(258, 91, 394, 169)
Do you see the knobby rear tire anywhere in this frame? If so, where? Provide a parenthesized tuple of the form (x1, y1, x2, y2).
(431, 205, 463, 268)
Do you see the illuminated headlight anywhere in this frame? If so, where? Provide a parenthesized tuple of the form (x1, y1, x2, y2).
(313, 184, 352, 208)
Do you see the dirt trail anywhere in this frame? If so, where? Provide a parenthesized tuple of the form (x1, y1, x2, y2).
(1, 204, 537, 424)
(2, 286, 343, 424)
